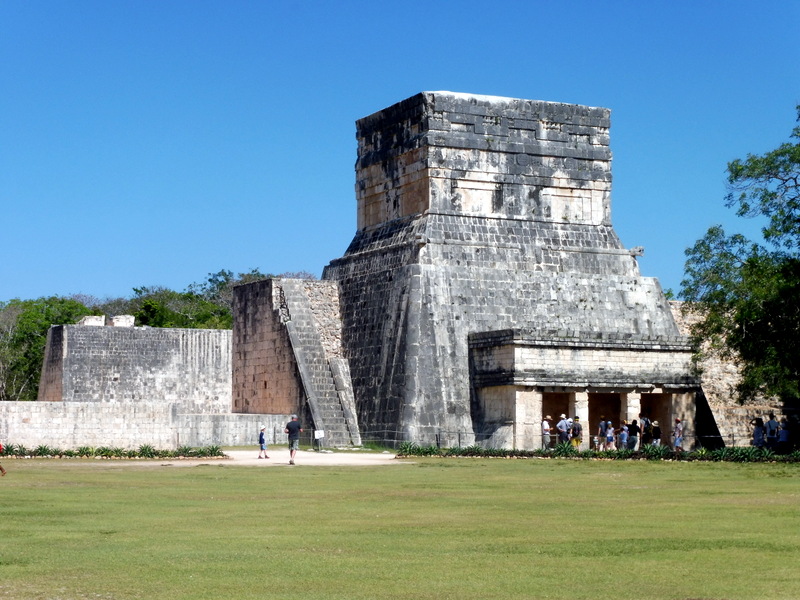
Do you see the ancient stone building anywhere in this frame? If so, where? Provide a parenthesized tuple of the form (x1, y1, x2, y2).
(235, 91, 704, 449)
(11, 91, 726, 451)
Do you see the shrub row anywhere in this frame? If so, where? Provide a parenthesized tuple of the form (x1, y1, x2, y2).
(0, 443, 224, 459)
(397, 441, 800, 463)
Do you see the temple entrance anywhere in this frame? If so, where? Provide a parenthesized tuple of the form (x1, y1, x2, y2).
(542, 392, 570, 423)
(640, 393, 671, 442)
(589, 393, 621, 446)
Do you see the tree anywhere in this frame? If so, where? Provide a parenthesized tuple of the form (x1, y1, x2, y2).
(0, 297, 92, 401)
(681, 106, 800, 405)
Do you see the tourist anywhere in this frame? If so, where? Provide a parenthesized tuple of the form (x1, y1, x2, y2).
(765, 413, 779, 450)
(556, 414, 570, 444)
(605, 421, 616, 450)
(0, 441, 6, 476)
(570, 416, 583, 448)
(749, 417, 765, 448)
(597, 416, 607, 451)
(777, 418, 791, 454)
(628, 419, 640, 451)
(672, 418, 684, 452)
(541, 416, 552, 449)
(285, 414, 303, 465)
(640, 413, 653, 446)
(618, 423, 628, 449)
(651, 421, 662, 446)
(258, 425, 270, 459)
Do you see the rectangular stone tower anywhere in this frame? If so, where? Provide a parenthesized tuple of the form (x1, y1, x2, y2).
(323, 92, 698, 447)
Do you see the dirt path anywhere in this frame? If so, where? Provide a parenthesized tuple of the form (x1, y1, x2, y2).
(147, 448, 402, 468)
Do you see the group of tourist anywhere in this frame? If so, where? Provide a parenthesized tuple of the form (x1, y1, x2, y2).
(541, 413, 683, 451)
(541, 414, 586, 449)
(593, 414, 674, 451)
(750, 412, 793, 453)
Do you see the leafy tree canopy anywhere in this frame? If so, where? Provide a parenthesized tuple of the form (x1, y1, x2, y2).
(681, 105, 800, 404)
(0, 297, 93, 401)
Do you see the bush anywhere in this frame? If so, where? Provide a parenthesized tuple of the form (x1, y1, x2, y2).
(551, 442, 579, 458)
(137, 444, 156, 458)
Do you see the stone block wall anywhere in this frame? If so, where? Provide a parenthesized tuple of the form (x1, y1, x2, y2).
(0, 400, 287, 450)
(232, 279, 300, 414)
(470, 330, 697, 389)
(38, 325, 232, 414)
(356, 91, 612, 229)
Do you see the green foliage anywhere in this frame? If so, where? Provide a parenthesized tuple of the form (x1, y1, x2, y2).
(551, 442, 579, 457)
(0, 296, 93, 401)
(640, 444, 673, 460)
(0, 444, 223, 459)
(137, 444, 157, 458)
(681, 106, 800, 404)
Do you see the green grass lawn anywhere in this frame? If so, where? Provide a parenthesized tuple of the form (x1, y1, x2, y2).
(0, 457, 798, 600)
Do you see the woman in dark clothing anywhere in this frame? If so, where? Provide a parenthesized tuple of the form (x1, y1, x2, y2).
(750, 417, 765, 448)
(627, 419, 640, 450)
(651, 421, 662, 446)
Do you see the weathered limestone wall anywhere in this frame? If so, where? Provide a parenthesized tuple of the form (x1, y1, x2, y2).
(324, 92, 692, 444)
(38, 325, 232, 414)
(470, 330, 696, 389)
(669, 301, 780, 445)
(0, 401, 287, 450)
(12, 322, 283, 450)
(356, 91, 612, 229)
(232, 279, 300, 414)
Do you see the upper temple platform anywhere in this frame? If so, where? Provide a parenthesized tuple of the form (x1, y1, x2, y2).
(355, 91, 612, 230)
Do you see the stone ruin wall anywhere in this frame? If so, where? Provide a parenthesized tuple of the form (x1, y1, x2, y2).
(232, 278, 300, 415)
(669, 301, 782, 444)
(39, 325, 233, 414)
(0, 322, 280, 450)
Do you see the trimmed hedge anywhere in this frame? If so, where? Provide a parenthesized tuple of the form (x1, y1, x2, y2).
(397, 441, 800, 463)
(0, 444, 224, 459)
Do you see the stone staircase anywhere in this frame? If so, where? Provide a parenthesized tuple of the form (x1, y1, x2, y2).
(278, 279, 360, 447)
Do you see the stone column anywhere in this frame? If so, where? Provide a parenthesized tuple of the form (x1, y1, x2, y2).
(515, 387, 543, 451)
(623, 392, 642, 449)
(568, 391, 590, 449)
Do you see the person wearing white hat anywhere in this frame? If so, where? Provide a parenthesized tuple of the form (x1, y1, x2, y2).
(556, 414, 570, 444)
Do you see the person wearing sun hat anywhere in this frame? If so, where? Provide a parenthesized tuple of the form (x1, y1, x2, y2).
(651, 420, 662, 446)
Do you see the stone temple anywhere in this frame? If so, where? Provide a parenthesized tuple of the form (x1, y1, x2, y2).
(6, 91, 723, 451)
(233, 91, 700, 449)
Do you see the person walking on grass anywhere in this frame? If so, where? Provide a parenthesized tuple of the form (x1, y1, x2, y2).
(258, 426, 270, 459)
(285, 414, 303, 465)
(0, 442, 6, 476)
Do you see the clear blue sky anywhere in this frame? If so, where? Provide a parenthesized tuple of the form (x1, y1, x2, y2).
(2, 1, 798, 303)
